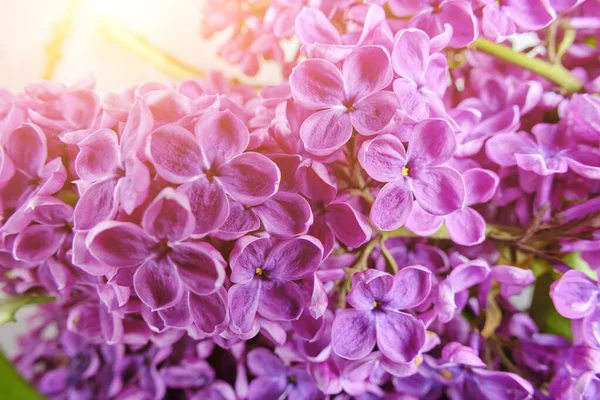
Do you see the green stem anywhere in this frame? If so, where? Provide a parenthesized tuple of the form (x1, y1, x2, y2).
(379, 237, 399, 274)
(473, 37, 584, 94)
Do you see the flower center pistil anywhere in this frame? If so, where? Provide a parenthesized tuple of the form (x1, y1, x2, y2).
(402, 167, 410, 177)
(255, 267, 264, 276)
(373, 300, 382, 309)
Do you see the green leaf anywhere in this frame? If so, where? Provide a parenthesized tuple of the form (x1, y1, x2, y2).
(544, 309, 573, 340)
(0, 349, 45, 399)
(563, 252, 597, 281)
(0, 294, 55, 326)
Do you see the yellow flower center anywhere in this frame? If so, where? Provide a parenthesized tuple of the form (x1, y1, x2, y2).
(373, 300, 382, 309)
(255, 267, 264, 276)
(401, 167, 410, 177)
(440, 370, 453, 380)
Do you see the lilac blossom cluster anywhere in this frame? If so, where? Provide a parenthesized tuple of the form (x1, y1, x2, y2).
(1, 0, 600, 399)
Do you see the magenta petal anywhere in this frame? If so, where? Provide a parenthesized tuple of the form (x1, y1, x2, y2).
(87, 221, 154, 268)
(359, 134, 406, 182)
(470, 369, 534, 400)
(308, 216, 336, 259)
(412, 166, 465, 216)
(503, 0, 556, 30)
(73, 178, 119, 230)
(294, 160, 337, 205)
(332, 309, 376, 360)
(386, 266, 432, 310)
(300, 109, 353, 156)
(142, 187, 195, 241)
(194, 110, 249, 166)
(171, 242, 225, 295)
(177, 178, 229, 235)
(391, 29, 430, 82)
(134, 258, 184, 311)
(438, 0, 478, 48)
(5, 123, 46, 176)
(565, 150, 600, 180)
(253, 192, 313, 238)
(393, 78, 429, 121)
(448, 262, 491, 293)
(370, 179, 413, 231)
(343, 46, 393, 99)
(228, 279, 260, 333)
(213, 198, 261, 240)
(27, 196, 72, 225)
(290, 59, 345, 109)
(158, 293, 193, 328)
(189, 288, 229, 335)
(75, 128, 119, 181)
(295, 7, 341, 45)
(247, 347, 285, 375)
(265, 236, 323, 280)
(404, 202, 444, 236)
(13, 225, 64, 263)
(351, 91, 399, 136)
(219, 152, 280, 206)
(0, 148, 15, 189)
(407, 119, 456, 167)
(148, 124, 205, 183)
(326, 202, 372, 249)
(259, 279, 304, 321)
(485, 132, 538, 166)
(482, 5, 516, 41)
(118, 156, 150, 215)
(446, 207, 487, 246)
(376, 311, 425, 363)
(463, 168, 499, 206)
(549, 270, 596, 318)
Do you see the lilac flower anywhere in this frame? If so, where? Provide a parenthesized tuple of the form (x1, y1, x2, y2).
(87, 188, 227, 326)
(551, 270, 600, 347)
(332, 267, 431, 363)
(247, 348, 323, 400)
(480, 0, 556, 42)
(289, 45, 398, 155)
(147, 110, 281, 235)
(406, 168, 499, 246)
(486, 123, 600, 179)
(73, 128, 150, 230)
(228, 235, 323, 334)
(359, 119, 465, 230)
(295, 159, 372, 257)
(440, 342, 535, 399)
(391, 29, 449, 121)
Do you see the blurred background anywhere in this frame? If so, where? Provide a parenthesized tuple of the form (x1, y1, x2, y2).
(0, 0, 283, 354)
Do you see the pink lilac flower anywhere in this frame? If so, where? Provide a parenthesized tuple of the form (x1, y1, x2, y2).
(359, 118, 465, 230)
(228, 235, 323, 334)
(147, 110, 281, 235)
(289, 45, 398, 155)
(479, 0, 556, 42)
(331, 267, 431, 362)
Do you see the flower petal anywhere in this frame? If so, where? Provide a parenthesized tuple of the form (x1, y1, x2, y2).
(351, 91, 399, 135)
(326, 202, 372, 249)
(386, 266, 432, 310)
(158, 293, 193, 328)
(247, 347, 285, 376)
(463, 168, 499, 206)
(376, 310, 425, 363)
(290, 59, 345, 109)
(295, 7, 341, 45)
(118, 156, 150, 215)
(142, 187, 195, 241)
(469, 369, 534, 400)
(178, 178, 229, 235)
(391, 29, 430, 83)
(75, 128, 119, 181)
(359, 134, 406, 183)
(485, 132, 538, 167)
(73, 178, 119, 230)
(503, 0, 556, 30)
(265, 236, 323, 280)
(5, 123, 46, 176)
(332, 309, 376, 360)
(228, 280, 260, 334)
(134, 258, 185, 310)
(407, 119, 456, 167)
(219, 152, 281, 206)
(295, 160, 337, 205)
(171, 242, 225, 295)
(259, 279, 305, 321)
(299, 109, 353, 156)
(253, 192, 313, 238)
(370, 179, 414, 231)
(194, 110, 249, 166)
(213, 198, 261, 240)
(446, 207, 487, 246)
(189, 288, 229, 335)
(550, 270, 598, 319)
(412, 166, 464, 215)
(87, 221, 154, 268)
(148, 124, 205, 183)
(13, 225, 64, 263)
(343, 46, 393, 100)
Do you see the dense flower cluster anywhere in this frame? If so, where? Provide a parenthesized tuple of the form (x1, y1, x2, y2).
(2, 0, 600, 399)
